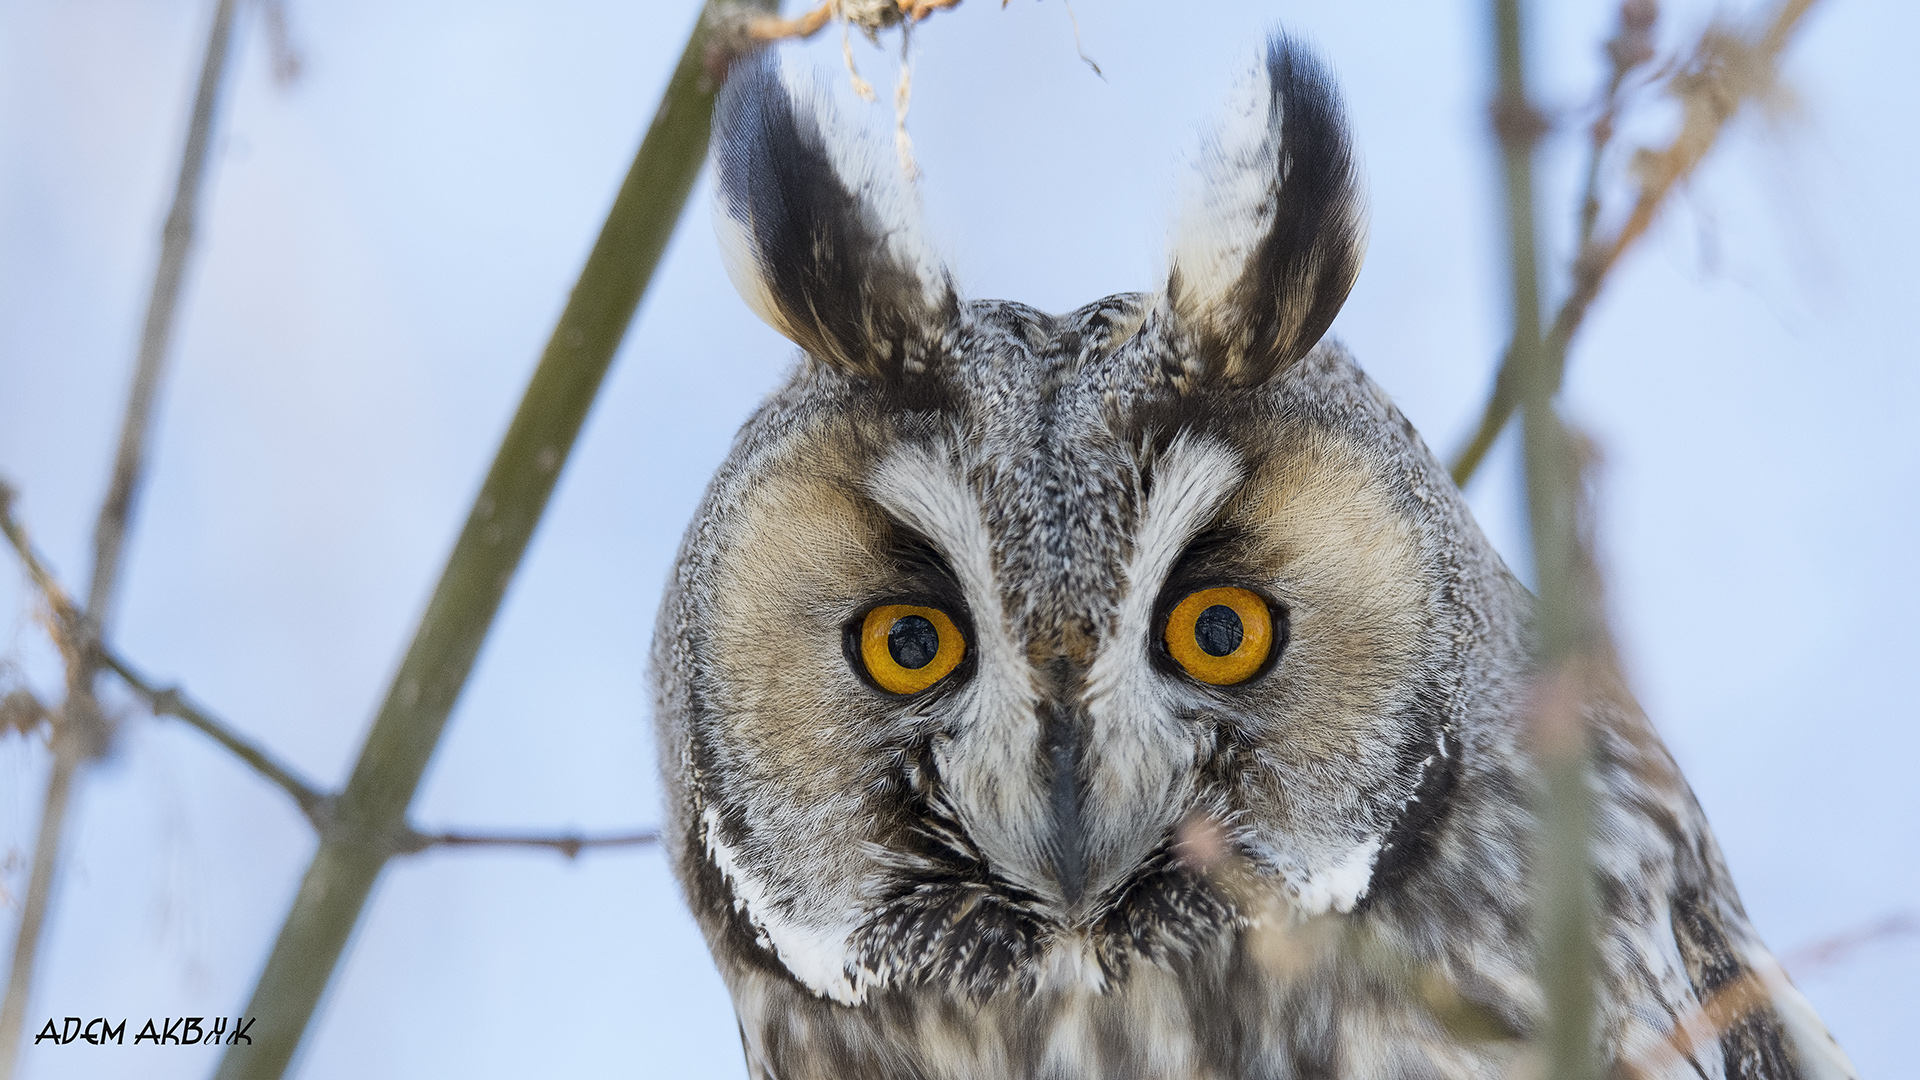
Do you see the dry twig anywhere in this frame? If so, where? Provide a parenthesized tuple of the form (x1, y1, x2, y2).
(1783, 911, 1920, 977)
(743, 0, 944, 177)
(0, 485, 84, 653)
(0, 4, 244, 1069)
(0, 483, 106, 1080)
(744, 0, 960, 42)
(394, 829, 660, 859)
(98, 650, 332, 828)
(91, 0, 241, 627)
(1452, 0, 1825, 488)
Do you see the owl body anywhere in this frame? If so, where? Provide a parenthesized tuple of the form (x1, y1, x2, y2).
(651, 40, 1854, 1080)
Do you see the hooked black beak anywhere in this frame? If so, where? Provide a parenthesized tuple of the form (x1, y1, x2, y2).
(1042, 699, 1089, 907)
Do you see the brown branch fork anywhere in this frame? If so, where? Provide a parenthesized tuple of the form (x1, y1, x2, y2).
(1451, 0, 1824, 489)
(2, 484, 659, 864)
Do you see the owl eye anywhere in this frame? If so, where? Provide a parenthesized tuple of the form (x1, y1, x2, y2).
(857, 604, 966, 695)
(1163, 586, 1275, 686)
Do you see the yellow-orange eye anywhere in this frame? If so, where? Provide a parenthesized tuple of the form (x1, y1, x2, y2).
(859, 604, 966, 695)
(1164, 586, 1274, 686)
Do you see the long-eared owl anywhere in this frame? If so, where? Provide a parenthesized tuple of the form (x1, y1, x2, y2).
(650, 34, 1857, 1080)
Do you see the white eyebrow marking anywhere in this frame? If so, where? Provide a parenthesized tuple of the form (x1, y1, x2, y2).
(866, 443, 1057, 900)
(1088, 434, 1246, 705)
(866, 443, 1000, 615)
(1078, 435, 1246, 894)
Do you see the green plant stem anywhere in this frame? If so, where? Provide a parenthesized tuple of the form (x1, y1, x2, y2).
(1490, 1, 1599, 1079)
(210, 4, 773, 1077)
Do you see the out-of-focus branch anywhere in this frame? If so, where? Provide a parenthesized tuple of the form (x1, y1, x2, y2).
(1578, 0, 1658, 265)
(0, 490, 94, 1080)
(0, 483, 84, 655)
(1783, 911, 1920, 978)
(259, 0, 304, 87)
(98, 650, 332, 828)
(1179, 814, 1523, 1047)
(14, 474, 661, 857)
(1481, 4, 1831, 1076)
(0, 756, 76, 1080)
(99, 644, 671, 863)
(1452, 0, 1825, 489)
(90, 0, 241, 627)
(212, 4, 776, 1077)
(1454, 0, 1655, 488)
(393, 829, 660, 859)
(1490, 1, 1605, 1078)
(0, 4, 243, 1070)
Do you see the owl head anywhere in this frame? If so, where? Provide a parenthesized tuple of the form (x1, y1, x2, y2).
(654, 37, 1520, 1008)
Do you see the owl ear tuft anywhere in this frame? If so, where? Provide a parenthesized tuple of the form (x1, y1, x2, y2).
(712, 52, 959, 380)
(1165, 35, 1366, 386)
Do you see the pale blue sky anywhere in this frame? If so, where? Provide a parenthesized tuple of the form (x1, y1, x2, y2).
(2, 1, 1915, 1077)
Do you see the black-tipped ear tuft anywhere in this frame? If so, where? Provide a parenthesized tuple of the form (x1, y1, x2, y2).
(712, 53, 958, 380)
(1165, 34, 1366, 386)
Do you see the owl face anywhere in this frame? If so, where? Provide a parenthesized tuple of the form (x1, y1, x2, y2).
(656, 39, 1491, 1006)
(654, 36, 1857, 1080)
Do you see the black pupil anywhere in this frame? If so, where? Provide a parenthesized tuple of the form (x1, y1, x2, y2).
(1194, 605, 1244, 657)
(887, 615, 941, 670)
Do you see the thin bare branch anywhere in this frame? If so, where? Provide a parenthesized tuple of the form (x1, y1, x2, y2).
(0, 2, 243, 1070)
(0, 485, 101, 1079)
(1452, 0, 1824, 489)
(1451, 0, 1657, 487)
(394, 829, 660, 860)
(7, 480, 329, 824)
(1783, 911, 1920, 977)
(0, 482, 84, 655)
(89, 0, 242, 628)
(98, 650, 332, 828)
(1448, 351, 1517, 489)
(0, 755, 78, 1079)
(1056, 0, 1103, 79)
(1579, 0, 1658, 245)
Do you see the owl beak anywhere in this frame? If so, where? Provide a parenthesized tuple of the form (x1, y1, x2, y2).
(1043, 700, 1089, 908)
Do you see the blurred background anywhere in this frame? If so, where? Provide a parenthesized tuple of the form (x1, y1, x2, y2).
(1, 0, 1914, 1077)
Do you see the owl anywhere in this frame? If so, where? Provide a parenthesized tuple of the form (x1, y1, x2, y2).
(650, 36, 1857, 1080)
